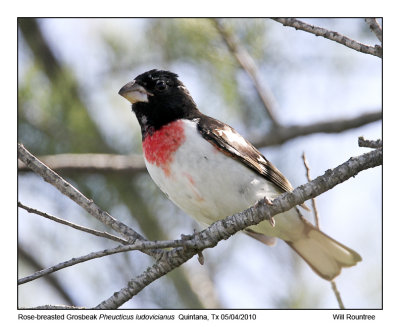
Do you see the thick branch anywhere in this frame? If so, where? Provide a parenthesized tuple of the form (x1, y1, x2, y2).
(272, 18, 382, 58)
(96, 147, 382, 309)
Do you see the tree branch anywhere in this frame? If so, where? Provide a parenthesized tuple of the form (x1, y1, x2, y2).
(365, 18, 383, 43)
(331, 280, 345, 309)
(18, 18, 381, 309)
(17, 143, 164, 260)
(17, 153, 145, 173)
(252, 110, 381, 148)
(18, 238, 191, 285)
(18, 143, 381, 308)
(96, 147, 382, 309)
(301, 152, 344, 309)
(272, 18, 382, 58)
(301, 152, 320, 229)
(358, 136, 382, 148)
(18, 202, 128, 244)
(212, 19, 281, 125)
(18, 111, 381, 174)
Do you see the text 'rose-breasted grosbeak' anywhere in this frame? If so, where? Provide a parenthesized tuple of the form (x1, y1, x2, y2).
(119, 69, 361, 281)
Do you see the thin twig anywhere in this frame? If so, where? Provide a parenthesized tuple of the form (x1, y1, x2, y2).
(18, 238, 191, 285)
(331, 281, 345, 309)
(301, 152, 320, 229)
(365, 18, 382, 43)
(272, 18, 382, 58)
(18, 202, 128, 245)
(212, 19, 280, 125)
(358, 136, 382, 149)
(301, 152, 344, 309)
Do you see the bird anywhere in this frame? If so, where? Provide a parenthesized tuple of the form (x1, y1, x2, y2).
(118, 69, 362, 281)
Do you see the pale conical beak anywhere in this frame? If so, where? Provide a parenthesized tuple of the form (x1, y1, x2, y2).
(118, 81, 153, 104)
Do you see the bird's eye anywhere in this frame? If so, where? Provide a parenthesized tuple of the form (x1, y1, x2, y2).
(155, 79, 167, 91)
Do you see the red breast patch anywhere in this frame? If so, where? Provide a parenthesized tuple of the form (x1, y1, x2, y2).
(143, 120, 185, 176)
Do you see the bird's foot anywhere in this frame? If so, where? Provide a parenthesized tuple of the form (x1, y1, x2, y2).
(263, 196, 276, 227)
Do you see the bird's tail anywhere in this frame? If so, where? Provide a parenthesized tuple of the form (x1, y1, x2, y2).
(286, 224, 362, 281)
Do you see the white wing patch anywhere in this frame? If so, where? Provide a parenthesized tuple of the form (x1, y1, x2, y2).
(216, 128, 249, 147)
(257, 155, 267, 163)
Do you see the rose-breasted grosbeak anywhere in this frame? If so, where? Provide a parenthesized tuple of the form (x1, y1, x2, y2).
(119, 69, 361, 281)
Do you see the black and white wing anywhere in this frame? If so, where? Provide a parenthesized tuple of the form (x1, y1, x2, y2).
(197, 114, 294, 194)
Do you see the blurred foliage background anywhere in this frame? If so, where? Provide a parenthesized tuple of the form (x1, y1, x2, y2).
(18, 18, 381, 309)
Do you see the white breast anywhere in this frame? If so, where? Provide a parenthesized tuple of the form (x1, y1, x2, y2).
(144, 119, 304, 239)
(145, 120, 272, 219)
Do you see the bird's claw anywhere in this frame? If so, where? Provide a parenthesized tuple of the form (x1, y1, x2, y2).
(197, 251, 205, 265)
(263, 197, 275, 227)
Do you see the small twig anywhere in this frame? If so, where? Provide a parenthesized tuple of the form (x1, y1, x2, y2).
(365, 18, 382, 43)
(18, 238, 193, 285)
(358, 136, 382, 149)
(301, 152, 320, 229)
(18, 202, 129, 245)
(272, 18, 382, 58)
(212, 19, 281, 126)
(302, 151, 345, 308)
(331, 281, 345, 309)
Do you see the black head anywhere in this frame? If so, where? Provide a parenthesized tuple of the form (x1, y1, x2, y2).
(119, 69, 200, 137)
